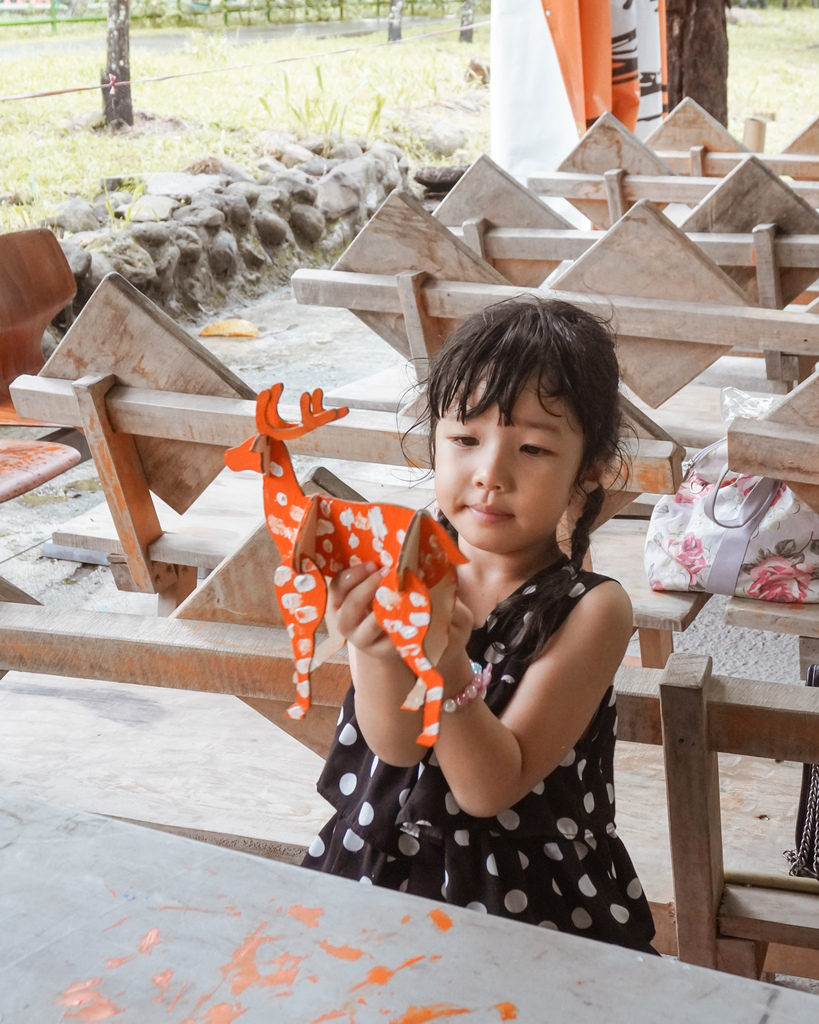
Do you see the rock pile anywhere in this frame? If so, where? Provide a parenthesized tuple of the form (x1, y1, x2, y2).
(46, 136, 409, 322)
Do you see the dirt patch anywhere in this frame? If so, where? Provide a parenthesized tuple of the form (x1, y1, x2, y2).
(64, 109, 196, 137)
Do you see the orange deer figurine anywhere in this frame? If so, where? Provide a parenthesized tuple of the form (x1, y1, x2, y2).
(225, 384, 466, 746)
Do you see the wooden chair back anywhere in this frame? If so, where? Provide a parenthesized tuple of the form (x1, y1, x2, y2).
(0, 228, 76, 423)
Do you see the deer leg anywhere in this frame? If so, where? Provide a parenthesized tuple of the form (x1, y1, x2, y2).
(374, 569, 445, 746)
(274, 555, 327, 720)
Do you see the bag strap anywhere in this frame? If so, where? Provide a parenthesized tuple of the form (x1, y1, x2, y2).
(701, 467, 781, 597)
(785, 664, 819, 879)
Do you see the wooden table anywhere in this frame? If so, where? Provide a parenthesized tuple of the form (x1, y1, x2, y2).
(3, 790, 817, 1023)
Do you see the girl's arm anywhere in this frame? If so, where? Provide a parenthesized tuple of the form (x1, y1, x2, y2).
(328, 563, 474, 766)
(432, 581, 633, 818)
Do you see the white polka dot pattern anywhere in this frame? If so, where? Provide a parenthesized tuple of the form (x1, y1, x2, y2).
(497, 809, 520, 831)
(358, 802, 374, 827)
(627, 878, 643, 900)
(307, 835, 325, 858)
(338, 772, 357, 796)
(504, 889, 528, 913)
(467, 902, 487, 913)
(583, 792, 595, 813)
(444, 791, 461, 815)
(571, 908, 593, 930)
(544, 842, 563, 861)
(577, 874, 597, 898)
(338, 723, 358, 746)
(454, 830, 470, 847)
(610, 904, 630, 924)
(342, 829, 364, 852)
(486, 854, 498, 876)
(398, 833, 420, 856)
(557, 817, 578, 839)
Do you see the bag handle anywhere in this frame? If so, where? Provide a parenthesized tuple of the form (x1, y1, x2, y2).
(702, 466, 781, 596)
(702, 465, 780, 530)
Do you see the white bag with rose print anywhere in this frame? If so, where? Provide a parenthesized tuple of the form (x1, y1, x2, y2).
(644, 390, 819, 604)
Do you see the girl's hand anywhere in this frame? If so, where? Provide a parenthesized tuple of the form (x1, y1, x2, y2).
(436, 596, 475, 696)
(327, 562, 398, 662)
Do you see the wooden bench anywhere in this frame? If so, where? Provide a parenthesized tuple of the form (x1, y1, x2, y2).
(527, 113, 819, 233)
(643, 97, 819, 181)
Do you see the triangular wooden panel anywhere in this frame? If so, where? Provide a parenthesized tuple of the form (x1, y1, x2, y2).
(557, 112, 677, 229)
(644, 97, 748, 155)
(762, 371, 819, 514)
(680, 155, 819, 305)
(334, 190, 508, 357)
(41, 274, 256, 515)
(781, 113, 819, 156)
(434, 155, 571, 287)
(551, 200, 751, 407)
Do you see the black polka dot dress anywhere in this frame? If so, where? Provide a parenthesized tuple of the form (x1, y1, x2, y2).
(302, 561, 657, 954)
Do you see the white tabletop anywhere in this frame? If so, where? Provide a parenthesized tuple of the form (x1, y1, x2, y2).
(2, 790, 816, 1022)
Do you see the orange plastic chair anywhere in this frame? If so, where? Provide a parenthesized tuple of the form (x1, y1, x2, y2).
(0, 228, 81, 501)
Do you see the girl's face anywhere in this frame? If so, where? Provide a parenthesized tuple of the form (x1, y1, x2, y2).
(433, 386, 586, 573)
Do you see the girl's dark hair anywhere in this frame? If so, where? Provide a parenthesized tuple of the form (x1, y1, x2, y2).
(420, 295, 626, 662)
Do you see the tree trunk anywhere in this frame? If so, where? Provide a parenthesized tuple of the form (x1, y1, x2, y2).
(666, 0, 728, 126)
(460, 0, 474, 43)
(101, 0, 133, 126)
(387, 0, 403, 42)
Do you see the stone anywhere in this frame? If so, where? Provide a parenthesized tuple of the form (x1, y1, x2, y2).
(466, 56, 489, 85)
(221, 190, 252, 228)
(256, 157, 289, 176)
(252, 209, 289, 247)
(144, 172, 226, 201)
(258, 129, 297, 156)
(86, 232, 157, 289)
(330, 141, 363, 161)
(49, 198, 100, 235)
(367, 140, 404, 162)
(182, 155, 256, 183)
(169, 225, 202, 263)
(299, 157, 342, 178)
(102, 191, 134, 214)
(172, 205, 226, 230)
(237, 231, 270, 269)
(289, 203, 325, 244)
(298, 135, 327, 155)
(280, 143, 315, 168)
(226, 181, 262, 207)
(209, 230, 239, 276)
(41, 327, 60, 361)
(84, 250, 116, 295)
(128, 194, 180, 222)
(315, 156, 380, 221)
(58, 240, 92, 279)
(424, 120, 468, 157)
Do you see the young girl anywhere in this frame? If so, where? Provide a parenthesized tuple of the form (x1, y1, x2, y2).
(302, 296, 656, 954)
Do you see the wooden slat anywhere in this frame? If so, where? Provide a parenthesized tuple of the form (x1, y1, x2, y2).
(0, 604, 350, 706)
(291, 271, 819, 356)
(659, 151, 819, 180)
(448, 227, 819, 271)
(527, 171, 819, 208)
(10, 376, 679, 490)
(659, 655, 723, 969)
(720, 885, 819, 950)
(727, 417, 819, 488)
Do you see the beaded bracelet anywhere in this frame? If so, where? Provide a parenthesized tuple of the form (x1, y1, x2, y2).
(442, 661, 492, 713)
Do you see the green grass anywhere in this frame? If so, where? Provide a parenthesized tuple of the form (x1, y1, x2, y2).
(0, 22, 491, 230)
(1, 8, 818, 233)
(727, 9, 819, 150)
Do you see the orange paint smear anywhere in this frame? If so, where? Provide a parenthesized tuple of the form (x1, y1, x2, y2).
(400, 916, 411, 925)
(220, 923, 275, 995)
(139, 928, 161, 953)
(310, 1009, 353, 1024)
(151, 969, 173, 1002)
(259, 952, 304, 990)
(289, 905, 323, 928)
(167, 981, 188, 1012)
(351, 957, 424, 992)
(390, 1006, 472, 1024)
(427, 910, 453, 932)
(103, 917, 130, 932)
(319, 940, 365, 961)
(494, 1004, 517, 1021)
(56, 978, 124, 1022)
(104, 956, 133, 970)
(202, 1004, 248, 1024)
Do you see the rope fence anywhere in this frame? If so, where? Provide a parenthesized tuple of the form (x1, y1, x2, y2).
(0, 17, 490, 102)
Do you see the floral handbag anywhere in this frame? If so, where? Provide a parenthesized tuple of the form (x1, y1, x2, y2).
(644, 438, 819, 603)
